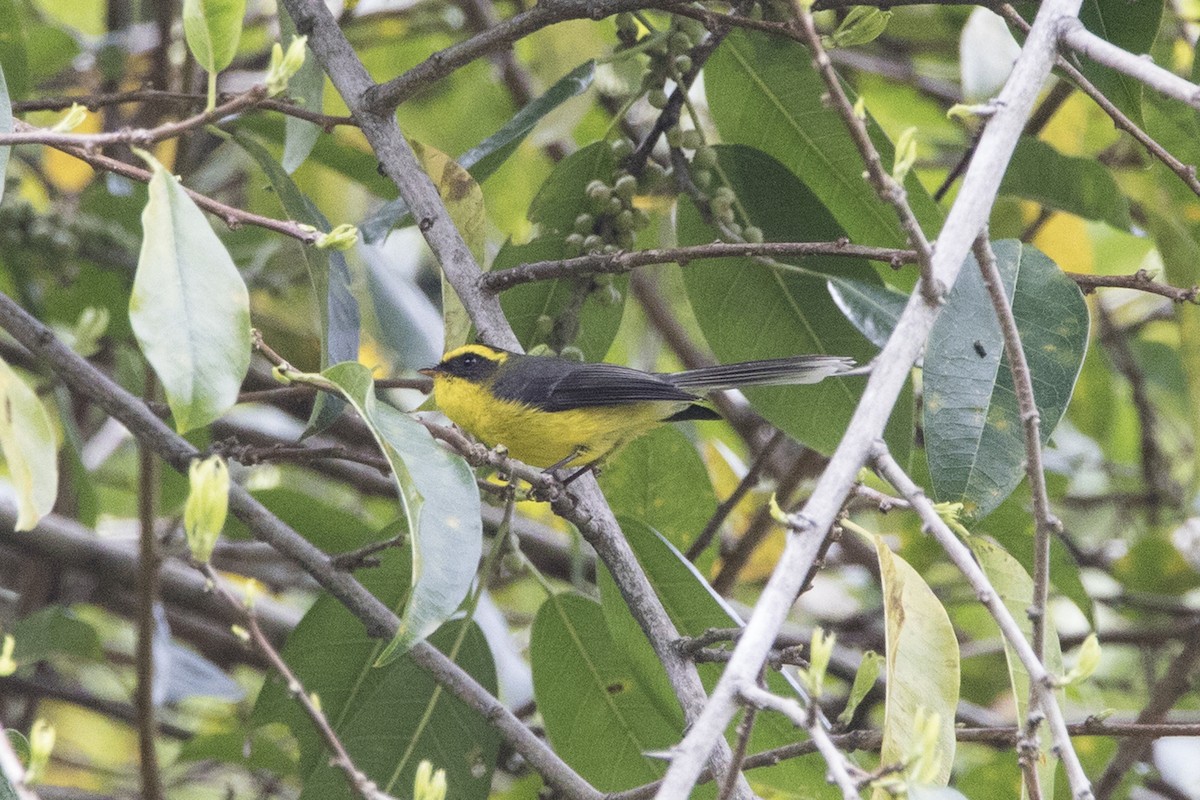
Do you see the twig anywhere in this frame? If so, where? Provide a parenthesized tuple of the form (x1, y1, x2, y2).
(0, 87, 269, 147)
(12, 89, 358, 130)
(872, 443, 1093, 800)
(1058, 18, 1200, 111)
(0, 291, 601, 800)
(612, 719, 1200, 800)
(738, 684, 864, 800)
(200, 564, 399, 800)
(12, 121, 322, 244)
(792, 7, 939, 304)
(1068, 270, 1199, 303)
(1091, 628, 1200, 797)
(364, 0, 689, 112)
(134, 372, 164, 800)
(480, 241, 915, 292)
(685, 430, 785, 562)
(717, 707, 758, 800)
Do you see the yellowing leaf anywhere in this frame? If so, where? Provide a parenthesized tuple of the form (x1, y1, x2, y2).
(43, 108, 99, 194)
(873, 536, 959, 794)
(0, 356, 58, 530)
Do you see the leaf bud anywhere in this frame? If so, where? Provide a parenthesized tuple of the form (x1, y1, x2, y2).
(184, 455, 231, 563)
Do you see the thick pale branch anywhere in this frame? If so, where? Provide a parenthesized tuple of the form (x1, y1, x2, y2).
(1059, 19, 1200, 110)
(653, 1, 1084, 795)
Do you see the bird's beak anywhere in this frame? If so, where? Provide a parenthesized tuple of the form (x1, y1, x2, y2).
(418, 367, 437, 377)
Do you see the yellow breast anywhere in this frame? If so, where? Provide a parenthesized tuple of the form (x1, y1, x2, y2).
(431, 374, 684, 468)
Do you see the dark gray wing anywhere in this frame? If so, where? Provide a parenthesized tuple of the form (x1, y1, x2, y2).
(492, 359, 698, 411)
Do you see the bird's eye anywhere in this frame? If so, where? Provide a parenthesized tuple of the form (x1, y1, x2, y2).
(461, 354, 479, 366)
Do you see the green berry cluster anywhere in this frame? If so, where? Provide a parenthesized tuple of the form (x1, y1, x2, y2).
(563, 140, 653, 256)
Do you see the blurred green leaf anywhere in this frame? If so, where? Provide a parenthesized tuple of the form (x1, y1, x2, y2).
(707, 29, 941, 263)
(676, 144, 905, 456)
(968, 538, 1063, 799)
(1001, 138, 1131, 230)
(129, 154, 251, 433)
(924, 241, 1088, 519)
(599, 427, 718, 571)
(0, 0, 27, 101)
(279, 11, 323, 175)
(11, 606, 102, 663)
(0, 355, 55, 531)
(530, 592, 678, 791)
(873, 536, 959, 795)
(322, 362, 481, 659)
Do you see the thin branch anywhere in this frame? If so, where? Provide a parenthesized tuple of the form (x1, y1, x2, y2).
(480, 241, 915, 292)
(0, 87, 268, 147)
(12, 89, 358, 130)
(613, 720, 1200, 800)
(1092, 628, 1200, 797)
(1068, 269, 1199, 303)
(738, 684, 864, 800)
(686, 430, 785, 562)
(364, 0, 689, 112)
(0, 291, 600, 800)
(972, 234, 1058, 667)
(134, 372, 164, 800)
(792, 8, 939, 304)
(201, 564, 399, 800)
(872, 443, 1093, 800)
(12, 121, 321, 245)
(1059, 18, 1200, 111)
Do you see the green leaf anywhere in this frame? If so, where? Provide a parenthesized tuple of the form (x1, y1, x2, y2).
(230, 130, 359, 434)
(182, 0, 246, 75)
(676, 144, 899, 456)
(838, 650, 883, 726)
(1000, 138, 1131, 230)
(923, 241, 1088, 519)
(321, 362, 481, 659)
(279, 10, 323, 174)
(827, 276, 909, 349)
(11, 606, 102, 663)
(0, 0, 28, 101)
(873, 537, 959, 794)
(0, 60, 11, 206)
(597, 520, 831, 795)
(298, 622, 497, 800)
(360, 60, 595, 244)
(530, 592, 679, 791)
(706, 29, 941, 260)
(598, 427, 718, 571)
(968, 538, 1063, 799)
(1077, 0, 1163, 125)
(0, 356, 55, 531)
(129, 153, 251, 433)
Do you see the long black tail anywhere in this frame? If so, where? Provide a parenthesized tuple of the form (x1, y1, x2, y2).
(665, 354, 859, 391)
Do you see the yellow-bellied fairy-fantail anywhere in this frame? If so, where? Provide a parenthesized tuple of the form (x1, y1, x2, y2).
(420, 344, 860, 473)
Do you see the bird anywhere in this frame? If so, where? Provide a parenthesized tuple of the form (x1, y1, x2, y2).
(419, 344, 860, 479)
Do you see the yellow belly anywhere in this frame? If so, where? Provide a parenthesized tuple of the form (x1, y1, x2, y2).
(432, 375, 685, 468)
